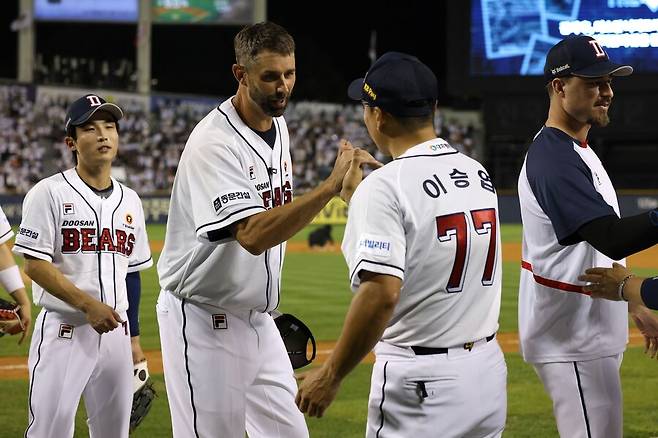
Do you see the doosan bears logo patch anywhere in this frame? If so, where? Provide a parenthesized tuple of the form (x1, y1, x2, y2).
(125, 213, 133, 225)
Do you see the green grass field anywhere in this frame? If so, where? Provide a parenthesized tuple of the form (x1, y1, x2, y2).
(2, 224, 658, 437)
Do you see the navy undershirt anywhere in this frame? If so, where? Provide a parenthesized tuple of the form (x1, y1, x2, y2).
(251, 123, 276, 149)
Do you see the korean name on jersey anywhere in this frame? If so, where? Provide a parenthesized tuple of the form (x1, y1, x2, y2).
(342, 139, 502, 348)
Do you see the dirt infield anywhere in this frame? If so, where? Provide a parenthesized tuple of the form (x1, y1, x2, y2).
(0, 329, 650, 380)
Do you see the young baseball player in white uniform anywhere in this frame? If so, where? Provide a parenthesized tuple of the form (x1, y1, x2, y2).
(296, 52, 507, 438)
(156, 22, 379, 438)
(518, 36, 658, 438)
(14, 94, 153, 438)
(0, 204, 31, 342)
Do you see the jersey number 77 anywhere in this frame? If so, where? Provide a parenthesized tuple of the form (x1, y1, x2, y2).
(436, 208, 498, 293)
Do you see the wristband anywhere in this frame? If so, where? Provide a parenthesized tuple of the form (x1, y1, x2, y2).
(0, 265, 25, 294)
(618, 274, 634, 301)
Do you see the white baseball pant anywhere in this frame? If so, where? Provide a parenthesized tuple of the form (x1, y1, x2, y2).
(367, 336, 507, 438)
(25, 309, 132, 438)
(157, 290, 308, 438)
(534, 353, 623, 438)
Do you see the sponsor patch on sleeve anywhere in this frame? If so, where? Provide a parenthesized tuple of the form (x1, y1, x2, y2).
(213, 190, 252, 213)
(18, 227, 39, 240)
(356, 234, 392, 257)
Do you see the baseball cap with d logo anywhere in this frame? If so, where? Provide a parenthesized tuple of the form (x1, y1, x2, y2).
(543, 35, 633, 84)
(347, 51, 438, 117)
(65, 94, 123, 135)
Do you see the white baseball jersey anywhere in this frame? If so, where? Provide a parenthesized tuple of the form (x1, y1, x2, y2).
(0, 205, 13, 245)
(13, 168, 153, 316)
(157, 97, 293, 312)
(518, 126, 628, 364)
(342, 138, 502, 348)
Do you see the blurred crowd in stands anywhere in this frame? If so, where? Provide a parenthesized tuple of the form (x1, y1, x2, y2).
(0, 84, 480, 194)
(35, 54, 137, 91)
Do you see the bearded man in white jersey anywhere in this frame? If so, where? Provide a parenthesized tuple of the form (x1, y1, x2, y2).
(13, 94, 153, 438)
(156, 21, 380, 438)
(517, 35, 658, 438)
(296, 51, 507, 438)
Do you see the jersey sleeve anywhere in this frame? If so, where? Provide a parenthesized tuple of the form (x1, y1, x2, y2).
(341, 176, 406, 292)
(641, 277, 658, 310)
(526, 148, 616, 244)
(185, 143, 265, 242)
(13, 183, 57, 262)
(128, 196, 153, 273)
(0, 205, 13, 245)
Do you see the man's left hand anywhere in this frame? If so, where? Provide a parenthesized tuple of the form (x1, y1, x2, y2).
(295, 366, 341, 418)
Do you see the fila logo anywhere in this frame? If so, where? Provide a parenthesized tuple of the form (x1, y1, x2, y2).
(249, 165, 256, 180)
(589, 40, 606, 58)
(86, 95, 102, 106)
(58, 324, 74, 339)
(212, 313, 228, 330)
(63, 203, 75, 215)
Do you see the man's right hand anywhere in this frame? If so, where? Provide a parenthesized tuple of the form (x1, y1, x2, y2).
(326, 139, 382, 194)
(84, 300, 123, 334)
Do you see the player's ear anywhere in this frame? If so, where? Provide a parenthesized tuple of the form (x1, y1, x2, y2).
(65, 136, 76, 152)
(232, 64, 247, 85)
(552, 78, 566, 97)
(374, 107, 390, 132)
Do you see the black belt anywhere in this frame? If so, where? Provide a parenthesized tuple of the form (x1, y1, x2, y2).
(411, 333, 496, 355)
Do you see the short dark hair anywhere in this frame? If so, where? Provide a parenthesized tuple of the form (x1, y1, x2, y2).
(234, 21, 295, 66)
(381, 108, 435, 132)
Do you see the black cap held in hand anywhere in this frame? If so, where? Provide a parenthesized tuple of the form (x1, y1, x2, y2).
(347, 51, 438, 117)
(65, 94, 123, 134)
(543, 35, 633, 84)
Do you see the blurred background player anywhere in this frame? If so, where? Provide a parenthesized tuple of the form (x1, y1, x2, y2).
(13, 94, 153, 438)
(517, 35, 658, 438)
(307, 224, 334, 250)
(296, 52, 507, 437)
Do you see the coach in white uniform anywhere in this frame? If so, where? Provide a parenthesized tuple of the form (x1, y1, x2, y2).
(14, 94, 153, 438)
(518, 35, 658, 438)
(296, 52, 507, 437)
(156, 22, 379, 438)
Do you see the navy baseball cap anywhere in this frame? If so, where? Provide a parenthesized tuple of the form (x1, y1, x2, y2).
(544, 35, 633, 83)
(347, 51, 438, 117)
(65, 94, 123, 134)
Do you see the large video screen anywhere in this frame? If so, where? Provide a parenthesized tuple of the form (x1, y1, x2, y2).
(152, 0, 255, 24)
(34, 0, 138, 22)
(471, 0, 658, 76)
